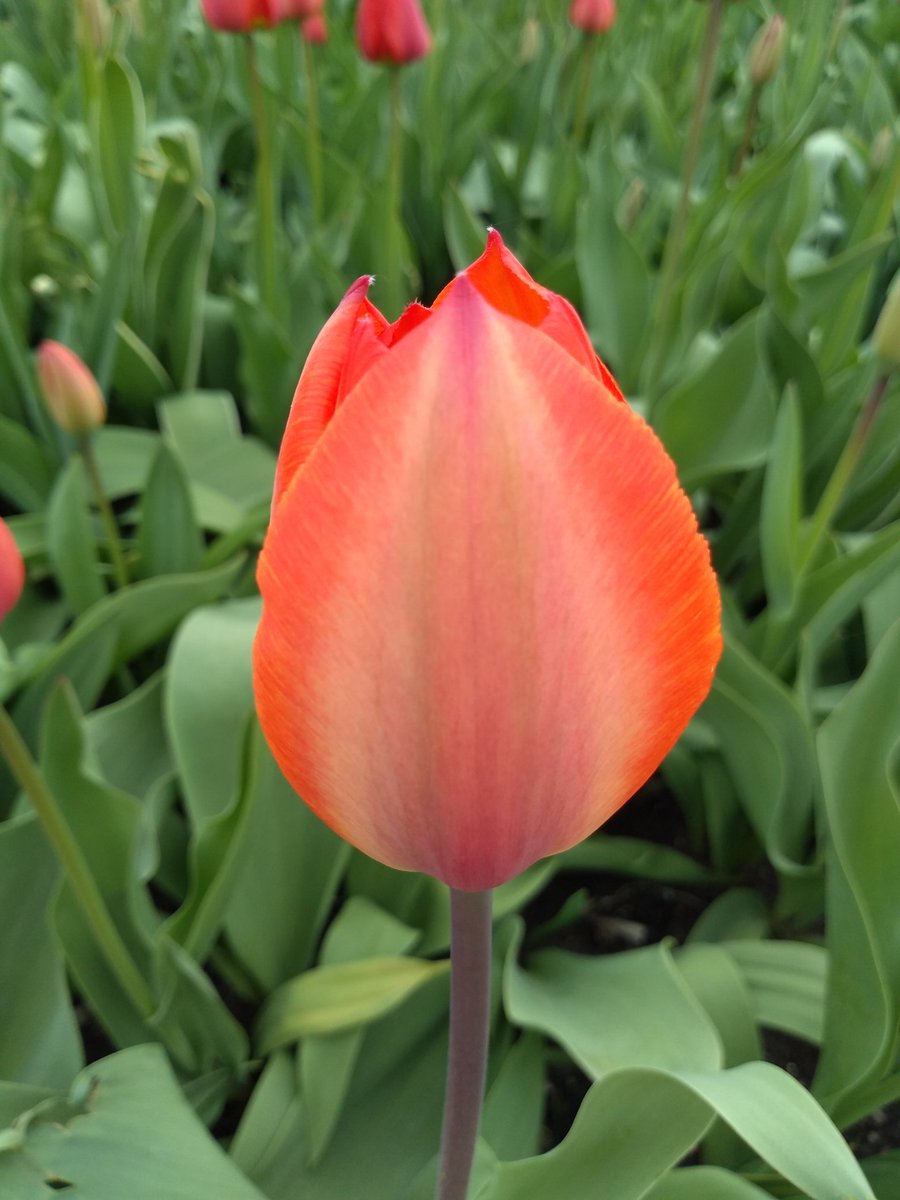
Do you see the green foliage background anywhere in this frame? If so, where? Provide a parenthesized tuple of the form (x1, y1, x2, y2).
(0, 0, 898, 1197)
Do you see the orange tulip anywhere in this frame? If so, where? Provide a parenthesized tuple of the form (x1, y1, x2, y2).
(253, 233, 721, 891)
(36, 341, 106, 436)
(355, 0, 431, 64)
(0, 517, 24, 622)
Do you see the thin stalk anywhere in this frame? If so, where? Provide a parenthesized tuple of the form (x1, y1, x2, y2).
(382, 68, 406, 319)
(79, 434, 129, 590)
(245, 35, 281, 323)
(572, 34, 599, 147)
(436, 889, 493, 1200)
(0, 704, 155, 1018)
(732, 82, 761, 177)
(302, 38, 324, 225)
(645, 0, 726, 406)
(797, 373, 890, 575)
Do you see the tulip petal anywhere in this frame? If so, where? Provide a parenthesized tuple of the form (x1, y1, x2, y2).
(272, 277, 377, 512)
(255, 278, 720, 891)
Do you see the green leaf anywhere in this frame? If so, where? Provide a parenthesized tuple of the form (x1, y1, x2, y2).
(256, 956, 449, 1051)
(653, 311, 778, 486)
(725, 939, 827, 1045)
(760, 392, 803, 614)
(505, 941, 723, 1078)
(137, 442, 204, 578)
(814, 620, 900, 1118)
(0, 415, 55, 510)
(45, 460, 106, 614)
(0, 815, 83, 1087)
(0, 1045, 266, 1199)
(96, 56, 143, 231)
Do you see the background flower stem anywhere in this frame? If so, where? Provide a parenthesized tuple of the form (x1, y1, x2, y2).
(79, 434, 129, 590)
(572, 33, 598, 147)
(245, 34, 281, 324)
(302, 38, 324, 225)
(436, 888, 493, 1200)
(645, 0, 726, 407)
(0, 703, 155, 1019)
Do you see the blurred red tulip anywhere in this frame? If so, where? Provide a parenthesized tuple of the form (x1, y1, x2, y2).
(301, 12, 327, 42)
(201, 0, 275, 30)
(36, 341, 106, 436)
(0, 518, 24, 623)
(356, 0, 431, 64)
(570, 0, 616, 34)
(253, 232, 721, 891)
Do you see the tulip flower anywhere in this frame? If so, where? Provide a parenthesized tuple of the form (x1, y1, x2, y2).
(253, 232, 721, 893)
(355, 0, 431, 64)
(201, 0, 320, 32)
(36, 341, 106, 436)
(0, 517, 24, 623)
(301, 11, 327, 42)
(570, 0, 616, 35)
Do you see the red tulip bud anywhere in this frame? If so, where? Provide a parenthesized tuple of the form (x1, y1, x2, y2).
(569, 0, 616, 35)
(301, 12, 327, 42)
(36, 341, 106, 436)
(253, 232, 721, 891)
(0, 517, 24, 623)
(201, 0, 278, 31)
(355, 0, 431, 65)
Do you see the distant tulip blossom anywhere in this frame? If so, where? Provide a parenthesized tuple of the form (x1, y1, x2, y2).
(356, 0, 431, 64)
(201, 0, 320, 32)
(570, 0, 616, 34)
(301, 11, 327, 42)
(253, 232, 721, 891)
(0, 518, 24, 622)
(36, 341, 106, 436)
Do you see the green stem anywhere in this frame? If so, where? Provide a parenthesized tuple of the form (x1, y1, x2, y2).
(302, 38, 324, 225)
(436, 889, 493, 1200)
(732, 82, 761, 177)
(572, 34, 598, 147)
(383, 68, 406, 319)
(797, 372, 890, 575)
(79, 434, 129, 590)
(245, 35, 281, 323)
(645, 0, 726, 407)
(0, 704, 155, 1018)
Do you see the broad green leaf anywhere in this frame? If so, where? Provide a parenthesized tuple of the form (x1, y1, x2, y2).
(505, 941, 723, 1078)
(0, 1045, 266, 1199)
(256, 956, 449, 1051)
(760, 392, 803, 614)
(725, 939, 827, 1045)
(96, 56, 143, 232)
(44, 460, 105, 614)
(0, 415, 54, 510)
(137, 442, 204, 578)
(815, 620, 900, 1118)
(646, 1166, 783, 1199)
(85, 672, 172, 802)
(0, 815, 83, 1087)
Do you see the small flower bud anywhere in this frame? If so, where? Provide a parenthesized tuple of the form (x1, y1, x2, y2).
(36, 341, 107, 436)
(0, 517, 25, 622)
(301, 12, 327, 43)
(873, 272, 900, 371)
(569, 0, 616, 35)
(749, 14, 786, 87)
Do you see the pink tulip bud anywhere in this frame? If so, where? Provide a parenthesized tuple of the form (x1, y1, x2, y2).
(356, 0, 431, 65)
(748, 14, 786, 87)
(0, 517, 24, 623)
(36, 341, 106, 436)
(301, 12, 328, 42)
(569, 0, 616, 35)
(253, 233, 721, 891)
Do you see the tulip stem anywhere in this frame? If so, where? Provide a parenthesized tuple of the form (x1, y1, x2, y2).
(245, 35, 282, 326)
(572, 33, 599, 147)
(436, 889, 493, 1200)
(732, 82, 762, 178)
(645, 0, 726, 407)
(0, 703, 155, 1019)
(79, 434, 129, 590)
(302, 38, 324, 225)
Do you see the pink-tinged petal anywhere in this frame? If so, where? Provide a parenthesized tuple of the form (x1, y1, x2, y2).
(456, 231, 624, 399)
(0, 517, 25, 622)
(570, 0, 616, 34)
(272, 277, 376, 513)
(254, 276, 721, 891)
(355, 0, 432, 64)
(201, 0, 274, 30)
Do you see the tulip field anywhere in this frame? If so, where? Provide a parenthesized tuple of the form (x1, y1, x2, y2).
(1, 0, 899, 1197)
